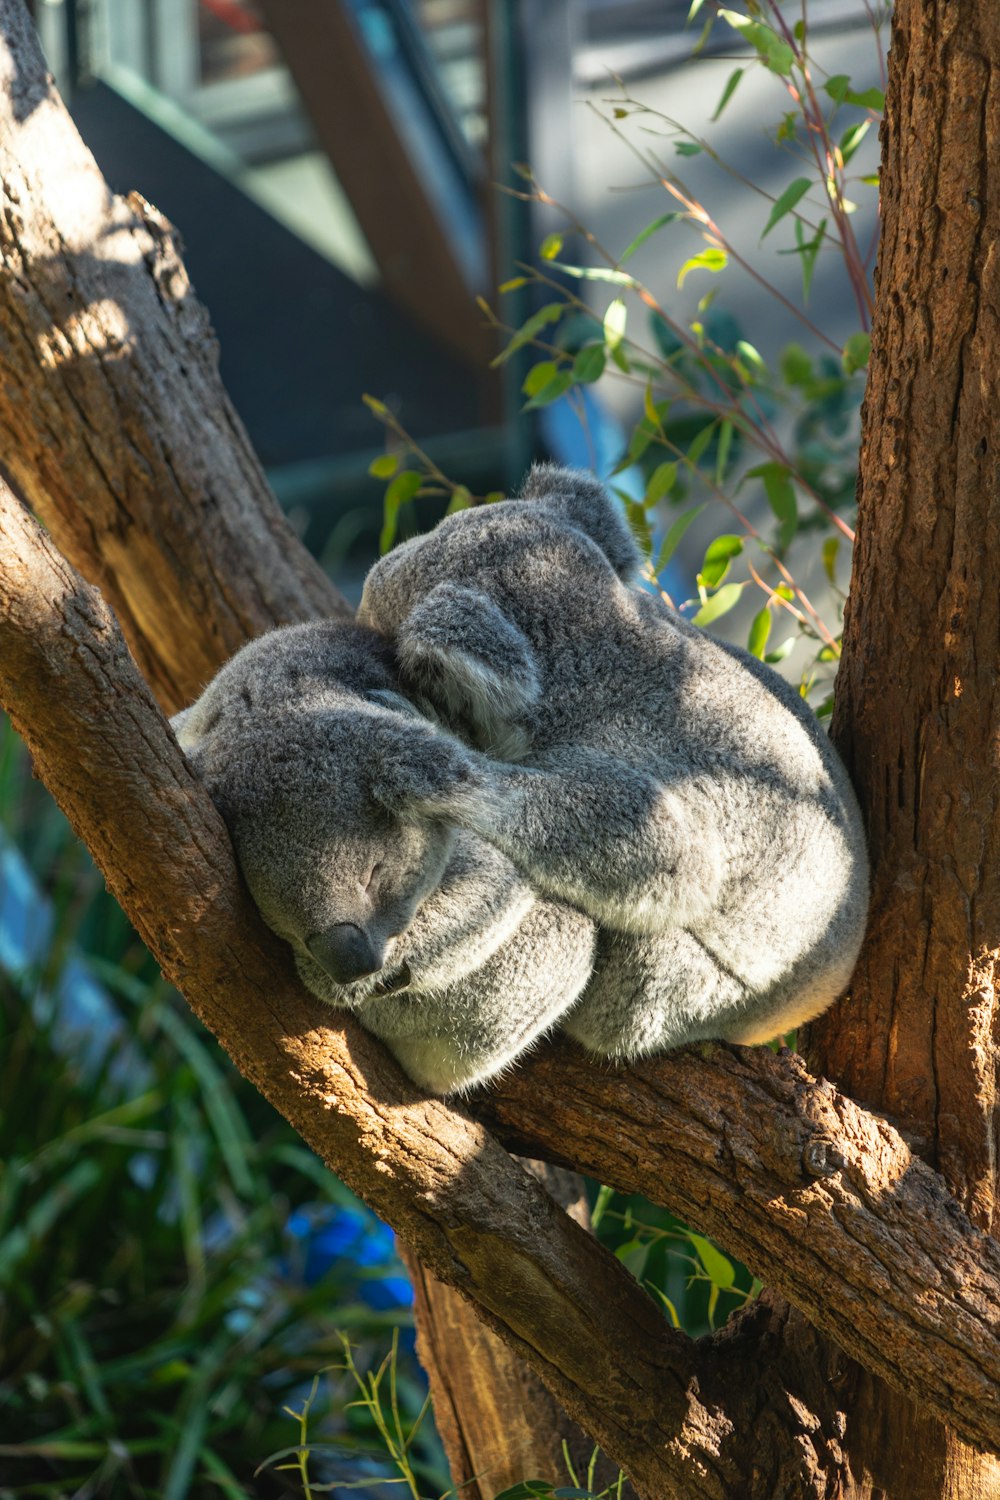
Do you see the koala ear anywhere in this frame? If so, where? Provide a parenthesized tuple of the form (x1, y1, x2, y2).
(519, 463, 640, 582)
(396, 582, 539, 736)
(368, 718, 480, 818)
(170, 707, 202, 753)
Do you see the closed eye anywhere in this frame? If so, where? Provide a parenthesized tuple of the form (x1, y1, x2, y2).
(362, 863, 382, 892)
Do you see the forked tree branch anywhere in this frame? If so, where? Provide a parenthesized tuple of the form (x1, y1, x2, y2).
(0, 477, 755, 1497)
(0, 0, 346, 713)
(2, 478, 1000, 1490)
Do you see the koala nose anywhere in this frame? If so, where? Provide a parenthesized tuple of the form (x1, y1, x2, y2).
(306, 924, 384, 984)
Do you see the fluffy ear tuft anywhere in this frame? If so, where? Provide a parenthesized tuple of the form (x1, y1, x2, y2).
(368, 718, 480, 817)
(519, 463, 640, 581)
(170, 705, 208, 755)
(396, 582, 539, 745)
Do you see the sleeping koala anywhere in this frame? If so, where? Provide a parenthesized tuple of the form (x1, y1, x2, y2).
(358, 464, 870, 1058)
(171, 621, 595, 1094)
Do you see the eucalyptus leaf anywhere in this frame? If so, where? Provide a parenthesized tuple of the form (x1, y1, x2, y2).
(691, 581, 743, 627)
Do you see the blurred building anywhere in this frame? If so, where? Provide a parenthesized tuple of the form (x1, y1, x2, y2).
(28, 0, 882, 587)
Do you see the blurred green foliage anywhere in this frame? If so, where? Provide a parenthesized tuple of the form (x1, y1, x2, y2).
(0, 718, 444, 1499)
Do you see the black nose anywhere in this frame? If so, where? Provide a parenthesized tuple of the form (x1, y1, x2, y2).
(306, 924, 383, 984)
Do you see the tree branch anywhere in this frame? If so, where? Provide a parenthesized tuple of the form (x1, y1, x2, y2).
(3, 476, 1000, 1483)
(0, 0, 347, 713)
(0, 475, 783, 1498)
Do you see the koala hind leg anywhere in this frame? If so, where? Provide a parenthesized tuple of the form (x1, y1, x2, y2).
(563, 928, 750, 1062)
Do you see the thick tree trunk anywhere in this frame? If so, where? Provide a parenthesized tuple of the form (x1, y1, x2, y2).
(400, 1165, 633, 1499)
(801, 0, 1000, 1494)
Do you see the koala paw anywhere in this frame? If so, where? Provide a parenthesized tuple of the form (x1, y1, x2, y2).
(369, 726, 482, 821)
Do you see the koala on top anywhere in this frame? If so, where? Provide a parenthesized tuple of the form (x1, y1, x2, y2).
(358, 464, 870, 1058)
(171, 621, 595, 1095)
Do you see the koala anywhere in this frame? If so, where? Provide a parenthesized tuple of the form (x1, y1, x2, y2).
(171, 620, 595, 1094)
(357, 463, 870, 1058)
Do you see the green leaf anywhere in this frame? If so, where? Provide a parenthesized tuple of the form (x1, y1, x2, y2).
(523, 371, 574, 409)
(780, 342, 813, 385)
(656, 504, 705, 572)
(687, 420, 717, 468)
(692, 582, 743, 627)
(572, 343, 606, 383)
(822, 535, 840, 585)
(788, 216, 826, 302)
(498, 275, 528, 293)
(761, 176, 812, 240)
(736, 339, 767, 376)
(522, 360, 560, 397)
(384, 469, 422, 508)
(717, 9, 794, 74)
(677, 247, 728, 289)
(492, 302, 565, 365)
(825, 77, 884, 111)
(547, 261, 638, 287)
(604, 297, 628, 349)
(540, 231, 564, 260)
(380, 469, 422, 553)
(842, 331, 871, 374)
(765, 636, 797, 663)
(368, 452, 400, 479)
(845, 86, 884, 111)
(689, 1232, 737, 1289)
(700, 533, 742, 589)
(647, 461, 679, 503)
(712, 66, 745, 121)
(839, 119, 871, 165)
(590, 1182, 615, 1231)
(626, 424, 654, 464)
(619, 212, 683, 264)
(715, 419, 734, 483)
(446, 485, 473, 514)
(748, 606, 771, 659)
(648, 1282, 682, 1329)
(675, 140, 704, 157)
(748, 462, 798, 549)
(687, 0, 706, 17)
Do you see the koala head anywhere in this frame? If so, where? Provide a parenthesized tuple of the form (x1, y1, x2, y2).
(172, 622, 476, 1004)
(356, 467, 641, 754)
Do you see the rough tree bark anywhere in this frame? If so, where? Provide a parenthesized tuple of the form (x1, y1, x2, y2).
(1, 0, 999, 1495)
(799, 2, 1000, 1494)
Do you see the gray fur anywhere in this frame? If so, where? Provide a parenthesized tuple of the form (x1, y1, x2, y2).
(171, 621, 594, 1095)
(358, 464, 870, 1058)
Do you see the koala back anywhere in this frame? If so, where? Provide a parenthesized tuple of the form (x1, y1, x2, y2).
(357, 466, 870, 1049)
